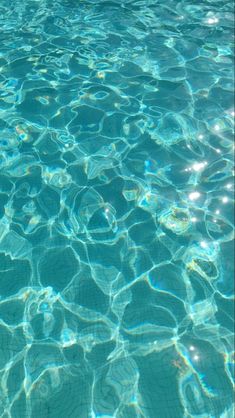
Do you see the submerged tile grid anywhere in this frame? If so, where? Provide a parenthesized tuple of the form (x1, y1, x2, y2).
(0, 0, 234, 417)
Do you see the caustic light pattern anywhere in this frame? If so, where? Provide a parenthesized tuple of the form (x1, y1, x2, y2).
(0, 0, 234, 417)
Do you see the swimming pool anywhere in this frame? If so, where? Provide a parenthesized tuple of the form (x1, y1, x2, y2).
(0, 0, 234, 417)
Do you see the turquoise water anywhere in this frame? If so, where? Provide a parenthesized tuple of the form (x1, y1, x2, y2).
(0, 0, 234, 417)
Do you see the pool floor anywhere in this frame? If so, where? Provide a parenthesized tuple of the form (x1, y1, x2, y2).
(0, 0, 234, 417)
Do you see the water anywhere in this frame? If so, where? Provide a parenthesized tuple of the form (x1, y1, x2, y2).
(0, 0, 234, 417)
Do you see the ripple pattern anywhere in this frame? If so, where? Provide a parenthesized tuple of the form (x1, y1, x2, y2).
(0, 0, 234, 417)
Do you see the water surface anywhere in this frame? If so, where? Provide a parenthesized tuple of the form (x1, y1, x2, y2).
(0, 0, 234, 417)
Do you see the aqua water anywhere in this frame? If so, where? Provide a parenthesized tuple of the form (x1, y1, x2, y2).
(0, 0, 234, 417)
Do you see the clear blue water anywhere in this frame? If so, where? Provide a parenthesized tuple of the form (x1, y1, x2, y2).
(0, 0, 234, 417)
